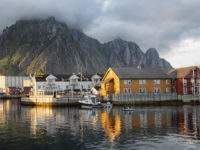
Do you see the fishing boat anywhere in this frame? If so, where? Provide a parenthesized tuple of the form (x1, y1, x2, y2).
(79, 94, 103, 109)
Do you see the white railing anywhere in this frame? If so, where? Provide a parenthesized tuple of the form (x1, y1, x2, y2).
(109, 93, 178, 102)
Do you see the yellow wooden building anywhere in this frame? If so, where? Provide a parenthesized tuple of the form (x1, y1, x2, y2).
(101, 67, 173, 96)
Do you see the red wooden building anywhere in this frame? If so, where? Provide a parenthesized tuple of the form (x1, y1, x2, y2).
(168, 66, 200, 95)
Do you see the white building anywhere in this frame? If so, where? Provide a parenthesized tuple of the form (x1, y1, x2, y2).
(31, 73, 102, 95)
(0, 75, 31, 93)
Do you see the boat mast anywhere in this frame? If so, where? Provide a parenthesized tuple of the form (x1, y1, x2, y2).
(80, 66, 82, 95)
(193, 68, 195, 95)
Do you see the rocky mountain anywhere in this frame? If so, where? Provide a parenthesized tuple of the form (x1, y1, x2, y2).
(102, 39, 172, 71)
(0, 17, 172, 75)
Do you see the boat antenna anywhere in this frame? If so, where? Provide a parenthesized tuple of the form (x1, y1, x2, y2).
(80, 66, 82, 95)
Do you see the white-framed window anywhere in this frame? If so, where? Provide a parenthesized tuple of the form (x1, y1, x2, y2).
(191, 78, 194, 83)
(154, 88, 161, 93)
(184, 79, 187, 84)
(139, 88, 146, 93)
(154, 80, 160, 84)
(124, 88, 131, 94)
(166, 88, 170, 93)
(70, 79, 77, 83)
(184, 87, 187, 94)
(166, 80, 170, 84)
(93, 79, 99, 83)
(139, 80, 146, 84)
(124, 80, 131, 85)
(191, 87, 194, 93)
(48, 79, 53, 83)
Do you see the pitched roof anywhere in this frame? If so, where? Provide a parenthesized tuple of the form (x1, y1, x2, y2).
(168, 66, 198, 78)
(35, 73, 102, 82)
(112, 67, 171, 79)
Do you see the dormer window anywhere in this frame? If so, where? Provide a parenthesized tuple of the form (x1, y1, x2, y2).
(46, 75, 57, 84)
(93, 79, 99, 83)
(91, 74, 101, 84)
(71, 79, 77, 83)
(48, 79, 54, 83)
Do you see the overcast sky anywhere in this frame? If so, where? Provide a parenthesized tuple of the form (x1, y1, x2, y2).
(1, 0, 200, 67)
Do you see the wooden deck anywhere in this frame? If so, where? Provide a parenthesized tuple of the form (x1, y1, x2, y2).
(21, 95, 81, 106)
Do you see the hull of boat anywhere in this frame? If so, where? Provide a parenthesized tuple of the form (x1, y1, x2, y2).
(79, 102, 103, 109)
(81, 104, 93, 109)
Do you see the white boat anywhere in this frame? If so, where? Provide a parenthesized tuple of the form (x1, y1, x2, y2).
(79, 95, 103, 109)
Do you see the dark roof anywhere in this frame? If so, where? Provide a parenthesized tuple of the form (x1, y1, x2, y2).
(35, 74, 49, 81)
(112, 67, 172, 79)
(77, 73, 103, 81)
(55, 74, 72, 81)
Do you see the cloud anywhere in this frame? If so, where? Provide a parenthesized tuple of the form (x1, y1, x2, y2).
(166, 38, 200, 67)
(0, 0, 200, 65)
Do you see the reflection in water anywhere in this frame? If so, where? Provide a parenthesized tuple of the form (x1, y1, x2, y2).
(101, 111, 121, 147)
(1, 99, 200, 149)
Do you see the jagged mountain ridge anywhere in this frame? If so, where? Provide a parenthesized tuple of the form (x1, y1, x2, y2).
(0, 17, 172, 75)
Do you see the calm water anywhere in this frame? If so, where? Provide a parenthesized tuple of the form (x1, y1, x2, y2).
(0, 100, 200, 150)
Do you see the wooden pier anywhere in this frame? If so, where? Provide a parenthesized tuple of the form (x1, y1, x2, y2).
(21, 95, 81, 106)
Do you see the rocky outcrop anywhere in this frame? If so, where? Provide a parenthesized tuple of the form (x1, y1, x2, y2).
(103, 39, 172, 71)
(142, 48, 172, 71)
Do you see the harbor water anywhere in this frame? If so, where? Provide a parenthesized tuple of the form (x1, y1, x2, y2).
(0, 99, 200, 150)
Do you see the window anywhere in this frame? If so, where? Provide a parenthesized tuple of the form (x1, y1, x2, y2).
(154, 80, 160, 84)
(172, 88, 176, 93)
(191, 87, 194, 92)
(139, 88, 146, 93)
(48, 79, 53, 83)
(154, 88, 161, 93)
(191, 78, 194, 83)
(184, 79, 187, 84)
(172, 79, 175, 85)
(166, 88, 170, 93)
(166, 80, 170, 84)
(184, 87, 187, 94)
(124, 88, 131, 94)
(124, 80, 131, 85)
(93, 79, 99, 83)
(139, 80, 146, 84)
(71, 79, 77, 83)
